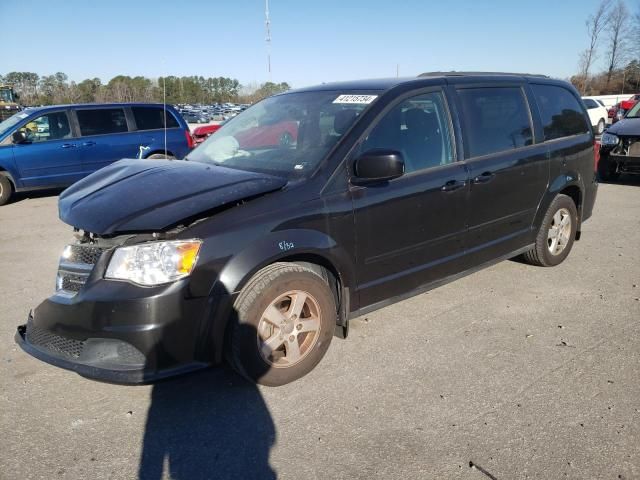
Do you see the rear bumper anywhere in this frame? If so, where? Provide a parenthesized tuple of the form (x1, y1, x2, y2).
(15, 279, 215, 384)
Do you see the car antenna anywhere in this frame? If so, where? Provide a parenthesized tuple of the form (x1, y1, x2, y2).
(162, 60, 168, 158)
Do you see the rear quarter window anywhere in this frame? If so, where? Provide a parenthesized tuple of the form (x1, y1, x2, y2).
(77, 108, 128, 136)
(457, 87, 533, 158)
(532, 85, 590, 141)
(132, 107, 179, 130)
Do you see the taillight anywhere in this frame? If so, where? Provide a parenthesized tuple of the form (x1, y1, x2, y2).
(594, 140, 600, 171)
(185, 129, 194, 149)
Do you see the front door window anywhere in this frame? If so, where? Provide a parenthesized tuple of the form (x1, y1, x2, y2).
(19, 112, 72, 143)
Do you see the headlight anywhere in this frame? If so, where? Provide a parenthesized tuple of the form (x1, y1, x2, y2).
(601, 132, 619, 146)
(105, 240, 201, 286)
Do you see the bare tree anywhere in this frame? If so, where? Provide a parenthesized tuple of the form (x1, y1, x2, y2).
(578, 1, 610, 93)
(605, 0, 632, 87)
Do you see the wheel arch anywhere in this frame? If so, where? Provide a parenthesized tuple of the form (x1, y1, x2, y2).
(206, 230, 356, 363)
(533, 173, 584, 242)
(0, 167, 17, 187)
(144, 149, 175, 158)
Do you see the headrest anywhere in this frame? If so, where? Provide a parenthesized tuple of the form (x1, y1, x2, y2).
(334, 109, 359, 135)
(404, 108, 437, 133)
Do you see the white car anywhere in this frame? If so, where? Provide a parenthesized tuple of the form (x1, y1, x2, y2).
(582, 98, 608, 135)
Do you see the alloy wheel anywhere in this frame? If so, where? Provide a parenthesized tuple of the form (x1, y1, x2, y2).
(547, 207, 572, 255)
(257, 290, 322, 368)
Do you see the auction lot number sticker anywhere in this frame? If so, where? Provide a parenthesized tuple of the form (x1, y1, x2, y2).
(333, 94, 378, 104)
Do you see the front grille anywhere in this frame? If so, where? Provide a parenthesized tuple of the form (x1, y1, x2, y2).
(65, 244, 105, 265)
(56, 244, 107, 297)
(26, 323, 85, 359)
(60, 273, 86, 293)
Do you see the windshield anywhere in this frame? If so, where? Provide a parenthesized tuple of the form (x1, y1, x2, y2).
(186, 90, 379, 178)
(0, 89, 13, 103)
(0, 111, 29, 137)
(626, 101, 640, 118)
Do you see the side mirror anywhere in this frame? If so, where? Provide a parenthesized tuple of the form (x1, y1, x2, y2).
(353, 149, 405, 183)
(12, 130, 29, 144)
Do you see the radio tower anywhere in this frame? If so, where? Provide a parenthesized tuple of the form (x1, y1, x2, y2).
(265, 0, 272, 81)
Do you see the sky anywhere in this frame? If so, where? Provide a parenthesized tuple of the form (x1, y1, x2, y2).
(1, 0, 611, 89)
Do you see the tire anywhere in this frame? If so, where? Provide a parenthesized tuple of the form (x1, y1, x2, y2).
(522, 194, 578, 267)
(0, 175, 13, 206)
(225, 262, 336, 386)
(147, 153, 176, 160)
(596, 118, 605, 135)
(598, 154, 620, 182)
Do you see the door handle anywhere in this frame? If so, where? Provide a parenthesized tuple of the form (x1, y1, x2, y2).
(472, 171, 495, 184)
(82, 141, 96, 147)
(61, 143, 77, 148)
(441, 180, 466, 192)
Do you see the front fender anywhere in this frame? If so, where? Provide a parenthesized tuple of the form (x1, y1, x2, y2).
(216, 228, 354, 295)
(0, 151, 21, 188)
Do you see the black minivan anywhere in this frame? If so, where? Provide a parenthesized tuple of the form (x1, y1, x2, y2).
(16, 73, 598, 386)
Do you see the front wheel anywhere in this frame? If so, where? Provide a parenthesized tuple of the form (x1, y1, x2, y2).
(225, 262, 336, 386)
(0, 175, 14, 206)
(596, 118, 605, 135)
(522, 194, 578, 267)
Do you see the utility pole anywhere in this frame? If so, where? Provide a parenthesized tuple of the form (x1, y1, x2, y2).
(265, 0, 272, 81)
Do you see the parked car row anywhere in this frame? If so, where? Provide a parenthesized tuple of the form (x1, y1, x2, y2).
(0, 103, 192, 205)
(607, 94, 640, 125)
(176, 103, 249, 123)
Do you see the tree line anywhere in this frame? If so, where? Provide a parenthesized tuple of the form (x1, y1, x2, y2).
(0, 71, 291, 106)
(571, 0, 640, 95)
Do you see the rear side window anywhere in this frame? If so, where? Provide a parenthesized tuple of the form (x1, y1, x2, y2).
(532, 85, 590, 141)
(132, 107, 179, 130)
(77, 108, 128, 136)
(583, 99, 598, 109)
(457, 87, 533, 158)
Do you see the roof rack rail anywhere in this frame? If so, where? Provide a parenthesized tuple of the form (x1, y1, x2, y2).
(418, 71, 550, 78)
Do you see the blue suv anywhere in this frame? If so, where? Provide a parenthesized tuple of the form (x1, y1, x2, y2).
(0, 103, 193, 205)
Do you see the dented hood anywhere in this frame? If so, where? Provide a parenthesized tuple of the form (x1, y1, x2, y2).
(59, 159, 287, 235)
(607, 117, 640, 136)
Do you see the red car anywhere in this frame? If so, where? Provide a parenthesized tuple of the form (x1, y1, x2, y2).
(235, 121, 298, 149)
(192, 124, 222, 145)
(609, 94, 640, 124)
(620, 94, 640, 111)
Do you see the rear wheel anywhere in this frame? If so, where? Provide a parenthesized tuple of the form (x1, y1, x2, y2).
(226, 262, 335, 386)
(522, 194, 577, 267)
(596, 118, 605, 135)
(0, 175, 13, 206)
(147, 153, 175, 160)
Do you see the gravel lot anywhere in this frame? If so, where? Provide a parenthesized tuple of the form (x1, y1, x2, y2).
(1, 180, 639, 480)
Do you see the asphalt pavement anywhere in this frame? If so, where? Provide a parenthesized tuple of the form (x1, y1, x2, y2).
(1, 179, 639, 479)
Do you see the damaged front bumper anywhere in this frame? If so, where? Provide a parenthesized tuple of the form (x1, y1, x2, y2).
(15, 276, 213, 384)
(602, 137, 640, 174)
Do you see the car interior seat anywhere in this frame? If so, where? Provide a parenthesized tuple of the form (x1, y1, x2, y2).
(402, 108, 442, 171)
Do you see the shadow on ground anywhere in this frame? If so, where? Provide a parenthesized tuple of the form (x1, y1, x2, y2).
(10, 188, 64, 204)
(138, 366, 276, 480)
(599, 174, 640, 187)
